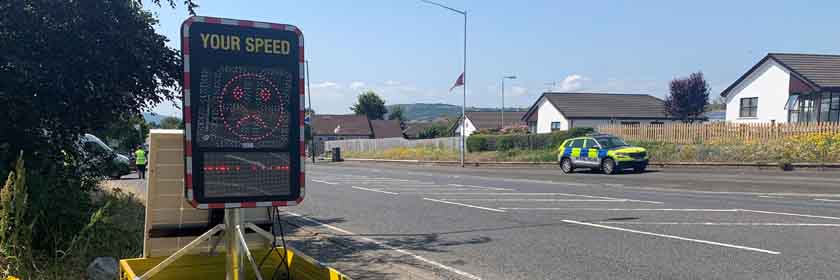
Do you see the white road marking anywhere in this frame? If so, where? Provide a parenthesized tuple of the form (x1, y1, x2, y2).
(422, 192, 662, 204)
(758, 195, 783, 199)
(311, 179, 337, 185)
(814, 198, 840, 202)
(368, 188, 478, 191)
(441, 198, 628, 202)
(422, 198, 506, 212)
(448, 184, 513, 191)
(283, 211, 483, 280)
(740, 209, 840, 221)
(351, 186, 399, 195)
(562, 219, 780, 255)
(501, 208, 739, 211)
(599, 222, 840, 227)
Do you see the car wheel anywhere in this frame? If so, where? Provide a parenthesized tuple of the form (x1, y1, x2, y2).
(633, 166, 646, 173)
(602, 158, 617, 175)
(560, 158, 574, 174)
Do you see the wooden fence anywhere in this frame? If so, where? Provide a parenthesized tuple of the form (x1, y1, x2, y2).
(597, 122, 840, 144)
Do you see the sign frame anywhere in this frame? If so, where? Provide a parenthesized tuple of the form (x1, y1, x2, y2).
(181, 16, 305, 209)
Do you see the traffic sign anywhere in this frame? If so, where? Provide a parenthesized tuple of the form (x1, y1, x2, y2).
(181, 16, 304, 209)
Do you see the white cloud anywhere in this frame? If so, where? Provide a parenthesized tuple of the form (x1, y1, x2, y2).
(384, 80, 401, 86)
(349, 81, 366, 90)
(556, 74, 588, 92)
(312, 81, 340, 89)
(510, 86, 528, 96)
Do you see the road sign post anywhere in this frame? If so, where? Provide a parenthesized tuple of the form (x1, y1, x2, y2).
(134, 16, 306, 279)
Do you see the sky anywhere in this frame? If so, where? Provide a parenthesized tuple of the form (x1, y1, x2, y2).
(146, 0, 840, 116)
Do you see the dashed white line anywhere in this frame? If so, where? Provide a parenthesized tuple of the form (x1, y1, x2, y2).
(501, 208, 739, 211)
(599, 222, 840, 227)
(447, 184, 513, 191)
(814, 198, 840, 202)
(562, 219, 780, 255)
(351, 186, 399, 195)
(423, 198, 506, 212)
(283, 211, 483, 280)
(441, 198, 628, 202)
(740, 209, 840, 221)
(311, 179, 337, 185)
(422, 192, 662, 204)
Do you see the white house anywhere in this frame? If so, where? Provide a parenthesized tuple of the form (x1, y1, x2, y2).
(522, 92, 680, 134)
(721, 53, 840, 123)
(451, 111, 527, 137)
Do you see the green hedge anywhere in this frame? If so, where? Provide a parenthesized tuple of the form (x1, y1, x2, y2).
(467, 127, 594, 152)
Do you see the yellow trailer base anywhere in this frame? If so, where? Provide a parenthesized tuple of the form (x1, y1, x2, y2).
(120, 247, 349, 280)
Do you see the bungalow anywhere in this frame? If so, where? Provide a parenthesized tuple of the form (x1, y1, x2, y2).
(311, 115, 402, 154)
(451, 111, 527, 137)
(521, 92, 679, 134)
(720, 53, 840, 123)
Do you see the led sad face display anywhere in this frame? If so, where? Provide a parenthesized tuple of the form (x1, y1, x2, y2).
(181, 17, 304, 208)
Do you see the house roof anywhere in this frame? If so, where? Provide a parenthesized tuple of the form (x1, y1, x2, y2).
(720, 53, 840, 97)
(455, 111, 527, 130)
(522, 92, 671, 121)
(312, 115, 371, 136)
(370, 120, 403, 138)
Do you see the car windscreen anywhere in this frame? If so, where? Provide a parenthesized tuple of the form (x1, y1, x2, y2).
(595, 137, 627, 149)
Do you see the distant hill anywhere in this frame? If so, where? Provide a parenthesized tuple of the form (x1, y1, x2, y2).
(386, 103, 528, 121)
(142, 112, 174, 124)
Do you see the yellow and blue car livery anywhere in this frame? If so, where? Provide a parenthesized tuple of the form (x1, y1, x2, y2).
(557, 134, 649, 174)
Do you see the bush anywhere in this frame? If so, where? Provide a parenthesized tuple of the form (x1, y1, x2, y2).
(471, 127, 594, 152)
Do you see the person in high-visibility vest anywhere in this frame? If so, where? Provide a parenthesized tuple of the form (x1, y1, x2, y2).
(134, 146, 147, 180)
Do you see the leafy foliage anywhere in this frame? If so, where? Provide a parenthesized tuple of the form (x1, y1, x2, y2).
(0, 153, 31, 271)
(93, 115, 150, 154)
(468, 127, 594, 152)
(158, 116, 184, 129)
(388, 106, 405, 121)
(351, 91, 388, 120)
(665, 72, 710, 123)
(418, 123, 452, 139)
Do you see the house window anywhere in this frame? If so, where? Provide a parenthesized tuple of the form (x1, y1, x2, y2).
(550, 122, 563, 130)
(620, 121, 640, 126)
(739, 97, 758, 118)
(798, 94, 816, 123)
(820, 92, 840, 122)
(649, 121, 664, 126)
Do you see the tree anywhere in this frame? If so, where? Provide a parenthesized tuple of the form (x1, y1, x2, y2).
(0, 0, 194, 272)
(665, 72, 710, 123)
(706, 95, 727, 111)
(0, 0, 183, 163)
(350, 91, 387, 120)
(159, 116, 184, 129)
(93, 114, 150, 153)
(388, 106, 405, 121)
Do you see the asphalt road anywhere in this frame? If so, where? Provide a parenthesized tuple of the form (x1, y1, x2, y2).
(282, 162, 840, 280)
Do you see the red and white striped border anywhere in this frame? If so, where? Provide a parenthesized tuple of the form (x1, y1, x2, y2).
(181, 16, 305, 209)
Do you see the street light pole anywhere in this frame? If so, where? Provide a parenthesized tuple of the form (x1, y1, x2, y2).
(501, 75, 516, 130)
(420, 0, 466, 167)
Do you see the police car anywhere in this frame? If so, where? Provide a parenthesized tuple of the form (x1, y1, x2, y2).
(557, 134, 648, 174)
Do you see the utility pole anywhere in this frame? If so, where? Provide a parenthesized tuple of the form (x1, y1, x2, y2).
(420, 0, 467, 167)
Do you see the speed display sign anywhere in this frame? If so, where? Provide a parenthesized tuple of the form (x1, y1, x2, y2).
(181, 16, 304, 209)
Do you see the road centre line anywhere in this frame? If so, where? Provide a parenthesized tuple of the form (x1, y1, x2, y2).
(441, 198, 629, 202)
(351, 186, 399, 195)
(311, 179, 337, 185)
(814, 198, 840, 202)
(283, 211, 483, 280)
(423, 198, 506, 212)
(599, 222, 840, 227)
(562, 219, 780, 255)
(501, 208, 739, 211)
(366, 188, 480, 191)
